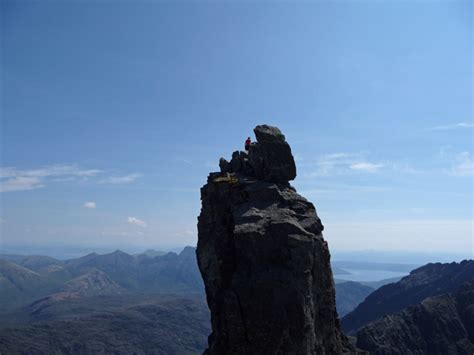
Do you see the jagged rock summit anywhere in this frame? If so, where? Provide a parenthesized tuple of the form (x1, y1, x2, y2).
(219, 124, 297, 183)
(197, 125, 353, 354)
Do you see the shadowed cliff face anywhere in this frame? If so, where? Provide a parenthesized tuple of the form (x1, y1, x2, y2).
(357, 282, 474, 355)
(197, 125, 352, 354)
(342, 260, 474, 335)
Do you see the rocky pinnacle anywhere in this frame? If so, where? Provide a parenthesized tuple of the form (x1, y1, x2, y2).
(197, 125, 354, 354)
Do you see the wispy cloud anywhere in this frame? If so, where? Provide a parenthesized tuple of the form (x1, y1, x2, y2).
(99, 173, 141, 184)
(0, 165, 101, 178)
(0, 165, 102, 192)
(0, 165, 141, 192)
(83, 201, 96, 209)
(127, 217, 147, 228)
(0, 176, 44, 192)
(438, 147, 474, 177)
(350, 162, 384, 173)
(431, 122, 474, 130)
(449, 152, 474, 177)
(177, 158, 192, 165)
(305, 153, 384, 177)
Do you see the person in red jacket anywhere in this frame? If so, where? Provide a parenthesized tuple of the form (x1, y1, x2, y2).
(245, 137, 251, 151)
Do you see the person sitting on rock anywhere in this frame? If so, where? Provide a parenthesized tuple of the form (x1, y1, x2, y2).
(245, 137, 251, 151)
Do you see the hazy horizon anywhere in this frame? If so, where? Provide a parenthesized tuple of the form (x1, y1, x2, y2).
(1, 1, 472, 257)
(1, 243, 471, 265)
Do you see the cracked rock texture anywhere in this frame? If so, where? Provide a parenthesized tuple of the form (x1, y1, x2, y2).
(196, 125, 353, 354)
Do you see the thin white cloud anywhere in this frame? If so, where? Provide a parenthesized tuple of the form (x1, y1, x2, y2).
(127, 217, 147, 228)
(83, 201, 96, 209)
(306, 153, 354, 177)
(0, 165, 140, 192)
(0, 165, 102, 192)
(0, 176, 43, 192)
(388, 163, 424, 174)
(0, 165, 102, 178)
(431, 122, 474, 130)
(305, 153, 384, 177)
(100, 173, 141, 184)
(449, 152, 474, 177)
(350, 162, 384, 173)
(177, 158, 192, 165)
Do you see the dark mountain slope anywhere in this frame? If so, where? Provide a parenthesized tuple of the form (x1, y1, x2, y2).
(61, 268, 126, 297)
(0, 254, 62, 272)
(0, 260, 61, 311)
(342, 260, 474, 334)
(0, 294, 210, 355)
(335, 281, 374, 317)
(357, 282, 474, 355)
(137, 247, 203, 293)
(62, 248, 204, 293)
(64, 250, 139, 289)
(0, 248, 204, 314)
(136, 249, 167, 258)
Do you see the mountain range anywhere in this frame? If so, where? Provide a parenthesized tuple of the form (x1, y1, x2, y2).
(0, 248, 382, 317)
(1, 248, 471, 354)
(0, 247, 203, 312)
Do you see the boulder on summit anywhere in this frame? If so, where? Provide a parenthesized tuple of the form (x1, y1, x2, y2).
(219, 124, 297, 183)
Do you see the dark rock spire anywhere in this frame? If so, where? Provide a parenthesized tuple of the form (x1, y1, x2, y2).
(197, 125, 354, 354)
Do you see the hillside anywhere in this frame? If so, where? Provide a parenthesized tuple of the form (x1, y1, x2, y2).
(335, 281, 374, 317)
(0, 247, 383, 318)
(63, 247, 203, 293)
(61, 268, 126, 297)
(0, 294, 210, 355)
(357, 282, 474, 354)
(0, 247, 205, 315)
(0, 259, 62, 311)
(342, 260, 474, 334)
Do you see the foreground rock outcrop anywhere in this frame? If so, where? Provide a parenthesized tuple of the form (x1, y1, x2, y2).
(197, 125, 353, 354)
(357, 282, 474, 355)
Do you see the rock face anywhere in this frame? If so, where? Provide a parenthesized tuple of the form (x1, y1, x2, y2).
(219, 125, 297, 183)
(197, 125, 352, 354)
(357, 282, 474, 355)
(342, 260, 474, 335)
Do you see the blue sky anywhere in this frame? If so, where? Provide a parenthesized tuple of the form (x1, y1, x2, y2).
(1, 0, 472, 257)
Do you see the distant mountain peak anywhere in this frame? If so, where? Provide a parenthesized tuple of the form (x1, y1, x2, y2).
(61, 268, 125, 297)
(179, 246, 196, 256)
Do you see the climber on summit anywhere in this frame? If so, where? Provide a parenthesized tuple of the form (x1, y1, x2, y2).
(244, 137, 251, 151)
